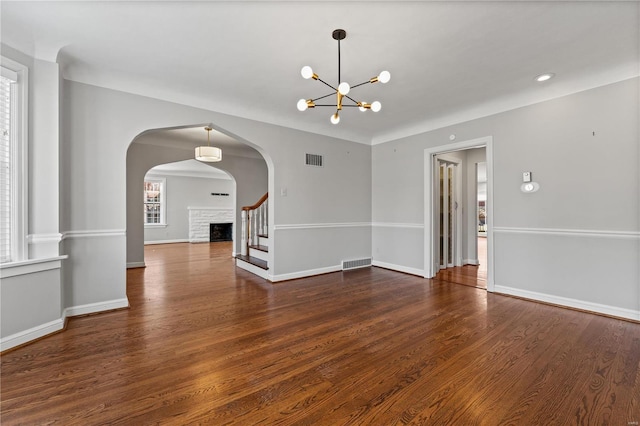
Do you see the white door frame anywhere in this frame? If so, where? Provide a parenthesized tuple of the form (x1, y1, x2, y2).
(423, 136, 494, 292)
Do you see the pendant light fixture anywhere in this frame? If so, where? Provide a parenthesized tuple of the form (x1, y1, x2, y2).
(297, 29, 390, 125)
(195, 126, 222, 162)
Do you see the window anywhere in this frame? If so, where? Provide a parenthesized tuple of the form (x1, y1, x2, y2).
(144, 178, 166, 225)
(1, 58, 27, 264)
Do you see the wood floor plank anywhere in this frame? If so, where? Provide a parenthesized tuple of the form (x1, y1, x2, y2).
(2, 242, 640, 424)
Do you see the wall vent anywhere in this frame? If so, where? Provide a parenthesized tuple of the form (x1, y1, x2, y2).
(305, 153, 324, 167)
(342, 258, 372, 271)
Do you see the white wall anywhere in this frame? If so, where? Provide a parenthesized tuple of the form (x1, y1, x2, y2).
(143, 173, 234, 244)
(372, 77, 639, 320)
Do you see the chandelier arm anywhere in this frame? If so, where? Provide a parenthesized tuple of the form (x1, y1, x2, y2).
(311, 92, 338, 102)
(343, 94, 362, 105)
(313, 104, 364, 107)
(316, 77, 338, 92)
(350, 80, 373, 90)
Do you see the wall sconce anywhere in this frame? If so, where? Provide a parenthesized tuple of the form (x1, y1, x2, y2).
(521, 182, 540, 193)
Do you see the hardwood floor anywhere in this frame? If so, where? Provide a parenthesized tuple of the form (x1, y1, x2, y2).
(2, 242, 640, 424)
(435, 237, 487, 289)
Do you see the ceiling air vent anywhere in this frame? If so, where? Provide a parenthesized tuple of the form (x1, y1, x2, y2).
(305, 153, 323, 167)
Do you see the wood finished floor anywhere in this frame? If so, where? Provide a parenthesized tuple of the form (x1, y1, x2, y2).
(435, 237, 487, 289)
(2, 242, 640, 425)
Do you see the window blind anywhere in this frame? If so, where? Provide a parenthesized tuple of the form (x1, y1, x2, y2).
(0, 73, 15, 262)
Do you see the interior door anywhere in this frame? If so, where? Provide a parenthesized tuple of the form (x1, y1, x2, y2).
(436, 158, 458, 270)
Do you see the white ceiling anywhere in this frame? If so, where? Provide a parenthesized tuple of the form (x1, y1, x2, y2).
(2, 1, 638, 145)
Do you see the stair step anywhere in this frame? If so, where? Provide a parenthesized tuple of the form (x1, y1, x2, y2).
(236, 254, 268, 270)
(249, 244, 268, 253)
(257, 234, 268, 239)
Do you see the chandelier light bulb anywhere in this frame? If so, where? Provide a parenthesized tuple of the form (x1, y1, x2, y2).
(301, 66, 314, 79)
(297, 98, 308, 111)
(330, 112, 340, 124)
(338, 82, 350, 95)
(378, 71, 391, 84)
(371, 101, 382, 112)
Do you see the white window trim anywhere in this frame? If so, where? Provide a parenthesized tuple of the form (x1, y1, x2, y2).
(144, 177, 167, 227)
(1, 56, 28, 264)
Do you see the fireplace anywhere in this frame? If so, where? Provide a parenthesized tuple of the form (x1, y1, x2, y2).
(210, 223, 233, 242)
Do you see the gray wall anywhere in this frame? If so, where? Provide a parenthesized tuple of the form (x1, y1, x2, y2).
(126, 140, 268, 265)
(142, 173, 235, 244)
(0, 45, 66, 350)
(61, 78, 371, 314)
(372, 77, 639, 319)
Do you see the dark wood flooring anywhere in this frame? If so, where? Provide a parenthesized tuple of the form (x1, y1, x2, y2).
(2, 242, 639, 424)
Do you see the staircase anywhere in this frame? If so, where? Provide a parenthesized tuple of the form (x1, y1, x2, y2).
(236, 193, 269, 279)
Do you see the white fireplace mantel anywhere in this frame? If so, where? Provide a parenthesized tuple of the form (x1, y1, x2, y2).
(188, 207, 234, 243)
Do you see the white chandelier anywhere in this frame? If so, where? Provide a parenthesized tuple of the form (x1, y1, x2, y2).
(297, 29, 390, 125)
(195, 126, 222, 162)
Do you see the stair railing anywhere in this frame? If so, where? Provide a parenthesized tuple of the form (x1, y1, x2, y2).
(241, 193, 268, 257)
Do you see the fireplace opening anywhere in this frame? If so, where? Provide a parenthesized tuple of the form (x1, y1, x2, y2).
(210, 223, 233, 242)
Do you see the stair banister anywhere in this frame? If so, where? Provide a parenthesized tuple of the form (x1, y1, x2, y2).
(241, 192, 268, 258)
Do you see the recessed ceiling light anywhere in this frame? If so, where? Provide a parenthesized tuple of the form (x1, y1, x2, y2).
(535, 73, 555, 82)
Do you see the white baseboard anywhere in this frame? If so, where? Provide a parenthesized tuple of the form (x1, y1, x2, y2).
(127, 262, 146, 269)
(463, 259, 480, 265)
(64, 298, 130, 317)
(372, 260, 424, 277)
(235, 258, 269, 280)
(1, 298, 130, 352)
(0, 318, 65, 352)
(494, 285, 640, 321)
(144, 239, 189, 245)
(269, 265, 342, 282)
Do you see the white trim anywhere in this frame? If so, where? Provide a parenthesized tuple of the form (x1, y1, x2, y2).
(494, 285, 640, 321)
(493, 226, 640, 239)
(0, 255, 67, 279)
(372, 260, 423, 277)
(26, 233, 63, 244)
(64, 298, 129, 317)
(127, 262, 146, 269)
(62, 229, 126, 239)
(269, 264, 342, 282)
(0, 317, 65, 352)
(274, 222, 371, 231)
(371, 222, 424, 229)
(424, 136, 494, 291)
(463, 259, 480, 265)
(144, 239, 189, 245)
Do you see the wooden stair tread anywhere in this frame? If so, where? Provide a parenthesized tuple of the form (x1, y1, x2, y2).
(248, 244, 268, 253)
(257, 233, 268, 239)
(236, 254, 268, 270)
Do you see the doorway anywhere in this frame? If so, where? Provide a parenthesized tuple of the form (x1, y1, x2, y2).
(424, 136, 494, 291)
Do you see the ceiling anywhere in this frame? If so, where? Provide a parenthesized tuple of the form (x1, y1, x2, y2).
(2, 1, 638, 145)
(146, 159, 233, 180)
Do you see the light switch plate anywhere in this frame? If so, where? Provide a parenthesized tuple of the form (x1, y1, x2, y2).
(523, 171, 532, 182)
